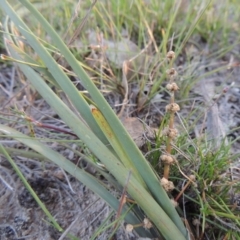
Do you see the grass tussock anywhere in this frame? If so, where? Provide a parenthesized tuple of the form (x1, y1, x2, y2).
(0, 0, 240, 239)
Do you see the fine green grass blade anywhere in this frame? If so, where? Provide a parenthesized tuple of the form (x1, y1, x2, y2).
(4, 1, 187, 233)
(178, 0, 212, 51)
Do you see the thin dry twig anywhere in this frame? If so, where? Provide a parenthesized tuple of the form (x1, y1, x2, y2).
(67, 0, 98, 46)
(117, 61, 129, 117)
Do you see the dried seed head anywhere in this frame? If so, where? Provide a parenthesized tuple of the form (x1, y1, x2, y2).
(166, 51, 175, 61)
(160, 154, 175, 164)
(166, 82, 179, 92)
(165, 103, 180, 113)
(189, 175, 196, 181)
(166, 68, 178, 81)
(161, 177, 175, 192)
(168, 128, 178, 138)
(143, 218, 152, 229)
(126, 224, 134, 232)
(167, 181, 175, 191)
(163, 127, 178, 138)
(161, 177, 168, 185)
(192, 219, 200, 226)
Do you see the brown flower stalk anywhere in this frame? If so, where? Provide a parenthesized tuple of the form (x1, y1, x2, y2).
(162, 51, 180, 181)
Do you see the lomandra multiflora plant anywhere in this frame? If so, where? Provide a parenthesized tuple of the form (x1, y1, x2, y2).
(160, 51, 196, 200)
(160, 51, 180, 192)
(0, 1, 189, 238)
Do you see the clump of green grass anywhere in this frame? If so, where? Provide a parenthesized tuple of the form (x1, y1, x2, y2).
(0, 0, 240, 239)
